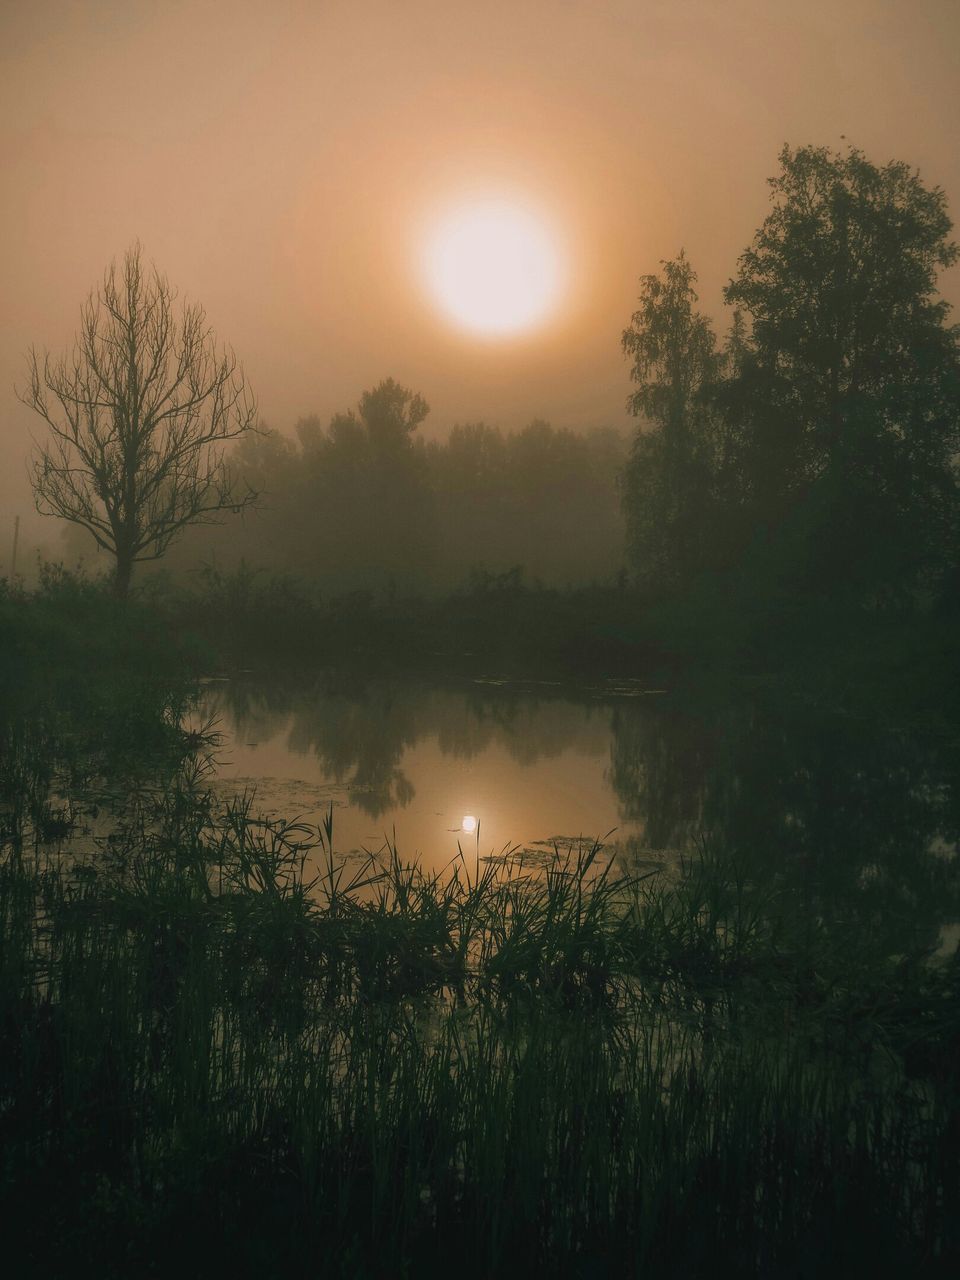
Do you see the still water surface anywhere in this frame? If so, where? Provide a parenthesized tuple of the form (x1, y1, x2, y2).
(203, 675, 668, 870)
(198, 667, 959, 956)
(8, 658, 955, 959)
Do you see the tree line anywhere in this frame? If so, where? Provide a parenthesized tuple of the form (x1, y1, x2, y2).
(21, 143, 960, 619)
(622, 144, 960, 615)
(167, 390, 628, 594)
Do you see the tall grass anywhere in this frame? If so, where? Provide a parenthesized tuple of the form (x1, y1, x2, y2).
(2, 742, 958, 1278)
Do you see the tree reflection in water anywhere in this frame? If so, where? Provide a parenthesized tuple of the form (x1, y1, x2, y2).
(213, 670, 959, 952)
(211, 674, 610, 821)
(610, 683, 960, 958)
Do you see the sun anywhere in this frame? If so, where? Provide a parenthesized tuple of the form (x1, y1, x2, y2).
(422, 199, 565, 337)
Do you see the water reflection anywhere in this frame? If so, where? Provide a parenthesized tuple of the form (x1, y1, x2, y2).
(610, 684, 960, 958)
(206, 674, 619, 861)
(217, 677, 612, 810)
(4, 657, 958, 958)
(207, 671, 960, 954)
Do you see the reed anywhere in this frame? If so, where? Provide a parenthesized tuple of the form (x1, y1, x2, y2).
(1, 582, 956, 1274)
(1, 743, 957, 1277)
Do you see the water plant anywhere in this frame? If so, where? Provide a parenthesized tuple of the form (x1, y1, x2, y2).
(1, 737, 958, 1277)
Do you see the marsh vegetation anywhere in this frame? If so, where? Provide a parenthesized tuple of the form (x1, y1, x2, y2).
(2, 574, 959, 1277)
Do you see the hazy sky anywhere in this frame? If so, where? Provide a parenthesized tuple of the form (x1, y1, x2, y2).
(2, 0, 959, 540)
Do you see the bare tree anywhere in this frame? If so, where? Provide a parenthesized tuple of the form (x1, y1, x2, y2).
(20, 244, 258, 597)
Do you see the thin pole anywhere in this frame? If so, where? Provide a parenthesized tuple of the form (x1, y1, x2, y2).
(10, 515, 19, 577)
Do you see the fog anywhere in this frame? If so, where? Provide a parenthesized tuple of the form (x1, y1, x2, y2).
(6, 6, 960, 1265)
(2, 0, 960, 566)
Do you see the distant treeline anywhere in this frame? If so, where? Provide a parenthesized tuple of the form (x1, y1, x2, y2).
(50, 141, 960, 642)
(130, 388, 628, 595)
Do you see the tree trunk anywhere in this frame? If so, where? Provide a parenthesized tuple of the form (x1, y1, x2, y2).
(113, 549, 134, 600)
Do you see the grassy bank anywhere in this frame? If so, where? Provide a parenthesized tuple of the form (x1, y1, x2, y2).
(163, 564, 658, 680)
(10, 560, 960, 690)
(157, 561, 960, 699)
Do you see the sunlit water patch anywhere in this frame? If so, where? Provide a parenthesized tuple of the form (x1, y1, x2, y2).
(200, 675, 657, 872)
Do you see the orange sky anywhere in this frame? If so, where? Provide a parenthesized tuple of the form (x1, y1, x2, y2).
(2, 0, 959, 547)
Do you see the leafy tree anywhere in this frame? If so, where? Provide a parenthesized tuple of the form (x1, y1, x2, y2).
(723, 144, 960, 600)
(21, 244, 258, 598)
(621, 252, 725, 589)
(308, 378, 437, 593)
(355, 378, 429, 451)
(426, 420, 627, 588)
(622, 145, 960, 608)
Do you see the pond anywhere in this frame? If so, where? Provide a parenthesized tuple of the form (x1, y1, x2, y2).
(5, 657, 957, 962)
(8, 663, 960, 1276)
(199, 668, 960, 958)
(201, 673, 670, 872)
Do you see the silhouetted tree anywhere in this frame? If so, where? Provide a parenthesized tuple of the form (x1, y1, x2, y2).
(21, 244, 258, 597)
(309, 378, 437, 592)
(427, 420, 627, 587)
(225, 426, 299, 569)
(621, 253, 725, 588)
(356, 378, 429, 450)
(623, 146, 960, 608)
(139, 393, 625, 593)
(723, 144, 960, 601)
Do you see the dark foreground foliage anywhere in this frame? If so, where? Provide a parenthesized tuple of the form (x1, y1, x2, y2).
(170, 562, 655, 678)
(2, 750, 959, 1277)
(2, 574, 959, 1277)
